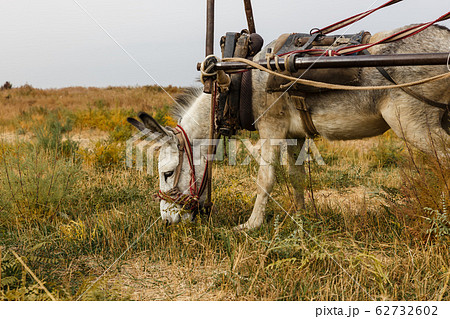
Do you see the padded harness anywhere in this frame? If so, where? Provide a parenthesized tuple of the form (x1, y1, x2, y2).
(216, 30, 263, 136)
(265, 31, 372, 137)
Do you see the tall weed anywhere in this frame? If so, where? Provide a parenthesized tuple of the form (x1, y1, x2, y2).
(33, 111, 78, 157)
(0, 145, 82, 226)
(382, 139, 449, 242)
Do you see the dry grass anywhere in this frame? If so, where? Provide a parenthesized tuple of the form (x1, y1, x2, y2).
(0, 84, 181, 132)
(117, 255, 232, 301)
(0, 86, 448, 301)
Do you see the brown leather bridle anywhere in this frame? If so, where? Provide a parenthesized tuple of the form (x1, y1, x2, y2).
(157, 125, 209, 212)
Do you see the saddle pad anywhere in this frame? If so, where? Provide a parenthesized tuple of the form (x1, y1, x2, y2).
(266, 31, 371, 93)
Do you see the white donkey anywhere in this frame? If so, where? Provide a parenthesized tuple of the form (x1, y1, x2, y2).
(128, 25, 450, 230)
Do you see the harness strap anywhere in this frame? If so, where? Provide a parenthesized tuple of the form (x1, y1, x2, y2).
(376, 66, 449, 111)
(285, 32, 322, 74)
(291, 95, 319, 138)
(157, 125, 210, 211)
(239, 66, 256, 131)
(175, 125, 198, 195)
(360, 50, 449, 111)
(172, 130, 185, 188)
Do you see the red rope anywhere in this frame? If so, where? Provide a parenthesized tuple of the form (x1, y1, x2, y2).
(157, 124, 210, 210)
(279, 11, 450, 58)
(158, 82, 218, 211)
(315, 0, 403, 35)
(176, 125, 198, 195)
(335, 11, 450, 56)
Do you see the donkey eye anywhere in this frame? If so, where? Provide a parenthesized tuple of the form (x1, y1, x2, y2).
(163, 171, 174, 181)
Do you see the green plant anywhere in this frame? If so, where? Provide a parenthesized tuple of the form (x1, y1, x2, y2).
(0, 248, 59, 301)
(424, 198, 449, 241)
(33, 111, 78, 157)
(109, 125, 133, 142)
(369, 136, 404, 168)
(79, 140, 125, 170)
(74, 106, 133, 131)
(0, 145, 82, 225)
(153, 105, 177, 127)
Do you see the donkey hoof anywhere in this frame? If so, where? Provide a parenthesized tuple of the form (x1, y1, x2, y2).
(233, 223, 249, 232)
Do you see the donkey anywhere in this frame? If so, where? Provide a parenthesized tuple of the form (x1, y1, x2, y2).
(128, 25, 450, 230)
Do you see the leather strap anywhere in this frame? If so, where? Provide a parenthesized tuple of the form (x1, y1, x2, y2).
(291, 95, 319, 138)
(172, 130, 185, 189)
(362, 50, 449, 111)
(376, 66, 449, 110)
(158, 125, 210, 212)
(285, 32, 322, 74)
(239, 69, 256, 131)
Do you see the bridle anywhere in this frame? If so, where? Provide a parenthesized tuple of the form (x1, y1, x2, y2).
(157, 125, 209, 212)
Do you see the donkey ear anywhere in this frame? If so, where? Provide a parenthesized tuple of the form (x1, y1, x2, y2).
(126, 117, 147, 132)
(138, 112, 169, 135)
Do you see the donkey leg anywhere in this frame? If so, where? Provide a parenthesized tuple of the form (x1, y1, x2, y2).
(234, 90, 292, 231)
(288, 139, 306, 209)
(234, 138, 280, 231)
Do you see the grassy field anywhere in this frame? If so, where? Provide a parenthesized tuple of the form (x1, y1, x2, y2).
(0, 84, 448, 301)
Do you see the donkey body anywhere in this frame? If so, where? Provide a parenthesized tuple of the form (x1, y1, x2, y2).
(128, 25, 450, 229)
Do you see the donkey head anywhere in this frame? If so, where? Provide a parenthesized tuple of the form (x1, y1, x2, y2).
(127, 112, 207, 225)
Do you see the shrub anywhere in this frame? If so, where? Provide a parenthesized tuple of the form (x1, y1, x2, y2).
(1, 81, 12, 90)
(32, 110, 78, 157)
(0, 145, 82, 225)
(424, 205, 449, 242)
(369, 133, 404, 168)
(109, 125, 133, 142)
(78, 140, 125, 170)
(74, 106, 133, 131)
(382, 140, 449, 241)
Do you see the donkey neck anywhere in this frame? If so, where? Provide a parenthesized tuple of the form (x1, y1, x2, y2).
(178, 92, 211, 140)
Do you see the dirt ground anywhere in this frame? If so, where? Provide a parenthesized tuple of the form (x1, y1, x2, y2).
(0, 130, 109, 150)
(114, 255, 233, 301)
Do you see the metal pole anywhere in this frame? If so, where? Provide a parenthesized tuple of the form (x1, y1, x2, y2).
(204, 0, 215, 94)
(243, 0, 256, 34)
(204, 0, 216, 211)
(207, 53, 450, 71)
(205, 0, 215, 57)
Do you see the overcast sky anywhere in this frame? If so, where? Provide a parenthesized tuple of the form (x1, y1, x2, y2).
(0, 0, 448, 89)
